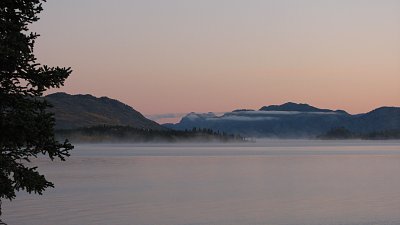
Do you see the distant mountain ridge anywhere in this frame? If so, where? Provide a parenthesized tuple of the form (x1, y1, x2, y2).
(260, 102, 331, 112)
(165, 103, 400, 138)
(46, 92, 165, 130)
(347, 107, 400, 133)
(46, 93, 399, 138)
(259, 102, 348, 114)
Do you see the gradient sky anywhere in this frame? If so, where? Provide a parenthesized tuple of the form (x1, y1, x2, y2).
(34, 0, 400, 118)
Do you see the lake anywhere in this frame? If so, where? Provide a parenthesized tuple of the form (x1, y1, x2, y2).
(3, 140, 400, 225)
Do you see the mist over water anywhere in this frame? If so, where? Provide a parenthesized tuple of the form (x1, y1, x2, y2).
(3, 140, 400, 225)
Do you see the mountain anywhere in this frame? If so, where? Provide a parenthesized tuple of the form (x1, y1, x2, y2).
(344, 107, 400, 133)
(260, 102, 331, 112)
(165, 103, 400, 138)
(46, 92, 165, 130)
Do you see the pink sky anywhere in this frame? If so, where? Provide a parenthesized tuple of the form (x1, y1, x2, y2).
(35, 0, 400, 117)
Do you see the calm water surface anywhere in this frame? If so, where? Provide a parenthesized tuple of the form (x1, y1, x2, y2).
(3, 140, 400, 225)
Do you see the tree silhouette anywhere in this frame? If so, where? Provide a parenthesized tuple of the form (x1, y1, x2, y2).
(0, 0, 73, 220)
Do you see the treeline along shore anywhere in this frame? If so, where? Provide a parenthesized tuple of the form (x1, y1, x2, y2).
(56, 125, 247, 143)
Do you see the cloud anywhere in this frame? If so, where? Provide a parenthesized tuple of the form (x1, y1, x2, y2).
(203, 110, 340, 122)
(146, 112, 226, 122)
(229, 111, 340, 116)
(207, 115, 278, 121)
(147, 110, 340, 123)
(146, 113, 189, 121)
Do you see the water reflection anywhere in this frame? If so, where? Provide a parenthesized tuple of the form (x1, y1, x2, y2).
(3, 141, 400, 225)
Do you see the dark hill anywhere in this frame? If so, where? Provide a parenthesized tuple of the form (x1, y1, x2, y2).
(345, 107, 400, 133)
(46, 92, 165, 130)
(259, 102, 345, 113)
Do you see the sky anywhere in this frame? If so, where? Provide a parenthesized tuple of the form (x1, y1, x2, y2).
(33, 0, 400, 122)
